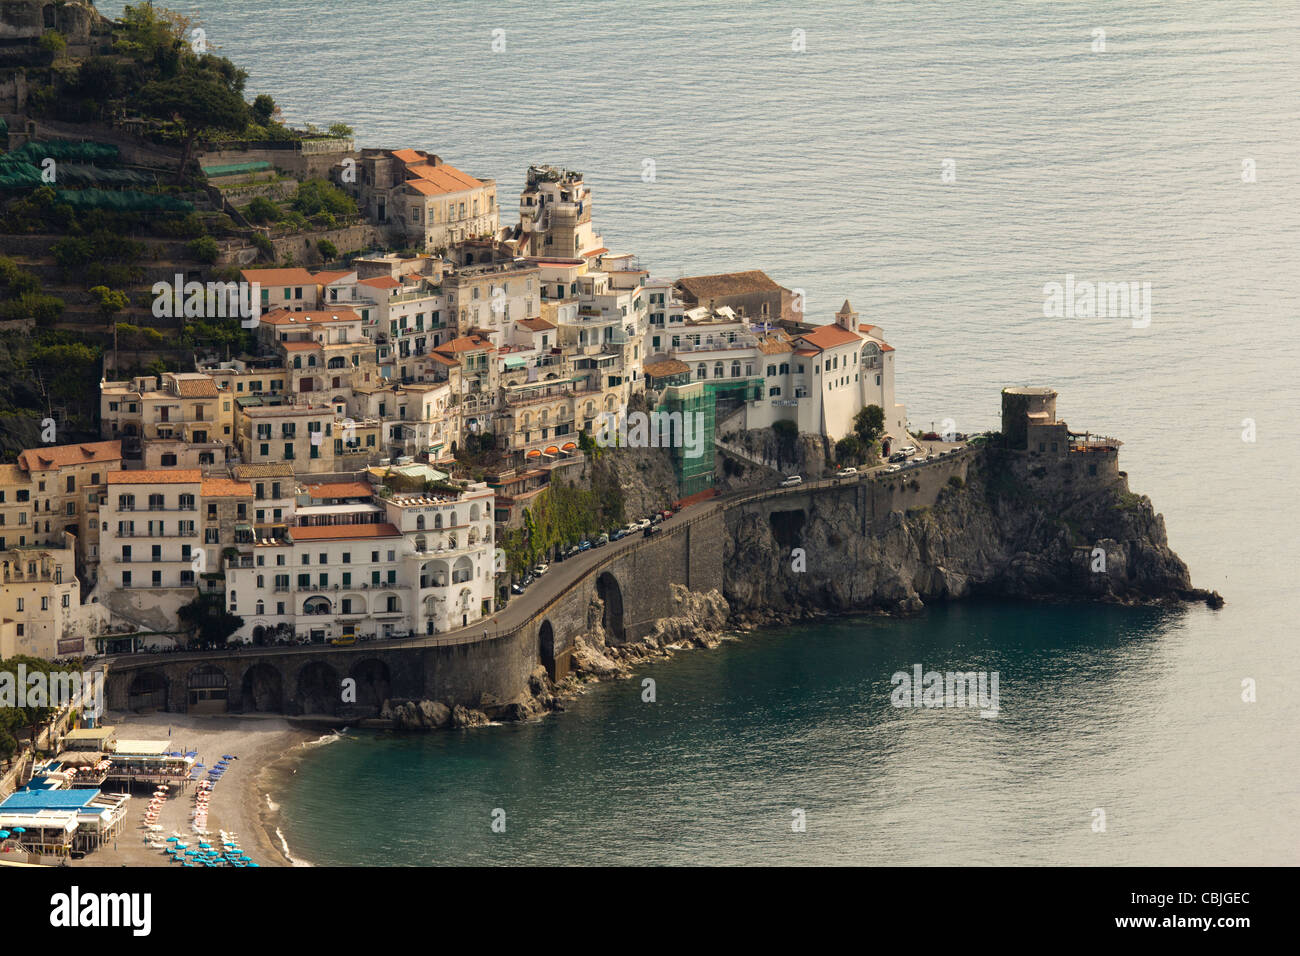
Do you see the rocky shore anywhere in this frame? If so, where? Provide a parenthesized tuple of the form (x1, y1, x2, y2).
(374, 445, 1221, 733)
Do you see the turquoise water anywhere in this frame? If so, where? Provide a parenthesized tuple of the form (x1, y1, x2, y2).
(98, 0, 1299, 864)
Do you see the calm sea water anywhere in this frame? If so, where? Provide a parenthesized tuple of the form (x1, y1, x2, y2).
(100, 0, 1299, 864)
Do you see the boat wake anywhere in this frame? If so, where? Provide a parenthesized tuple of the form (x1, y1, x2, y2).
(302, 728, 348, 749)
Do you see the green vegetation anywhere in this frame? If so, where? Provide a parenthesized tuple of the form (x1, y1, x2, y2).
(186, 235, 220, 263)
(0, 657, 84, 763)
(177, 593, 244, 649)
(853, 404, 885, 445)
(501, 477, 626, 573)
(317, 239, 338, 260)
(835, 434, 865, 465)
(947, 475, 965, 490)
(290, 179, 357, 221)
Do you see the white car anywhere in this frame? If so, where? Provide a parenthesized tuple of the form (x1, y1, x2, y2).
(780, 475, 803, 487)
(909, 456, 926, 464)
(886, 464, 902, 473)
(636, 518, 651, 531)
(839, 467, 858, 476)
(898, 445, 917, 455)
(533, 564, 549, 577)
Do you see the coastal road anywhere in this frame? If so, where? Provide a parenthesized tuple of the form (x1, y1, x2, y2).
(105, 442, 971, 666)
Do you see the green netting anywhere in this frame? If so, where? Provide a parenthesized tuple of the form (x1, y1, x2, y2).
(201, 161, 271, 177)
(52, 188, 194, 212)
(7, 141, 120, 164)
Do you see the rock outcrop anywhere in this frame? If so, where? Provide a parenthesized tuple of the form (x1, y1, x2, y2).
(723, 447, 1220, 622)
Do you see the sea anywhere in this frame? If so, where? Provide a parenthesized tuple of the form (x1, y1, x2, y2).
(99, 0, 1299, 865)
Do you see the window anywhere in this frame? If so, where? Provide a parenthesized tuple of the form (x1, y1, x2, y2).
(41, 596, 48, 611)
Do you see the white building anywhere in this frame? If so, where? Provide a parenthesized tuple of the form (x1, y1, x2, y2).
(225, 481, 495, 643)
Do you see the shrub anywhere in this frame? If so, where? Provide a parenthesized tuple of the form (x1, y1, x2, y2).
(251, 233, 274, 260)
(948, 475, 965, 490)
(186, 236, 220, 264)
(245, 196, 281, 224)
(317, 239, 338, 260)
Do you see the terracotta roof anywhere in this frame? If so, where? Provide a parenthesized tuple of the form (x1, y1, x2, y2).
(858, 324, 879, 334)
(357, 276, 401, 289)
(173, 378, 219, 398)
(107, 469, 202, 485)
(404, 162, 483, 194)
(280, 341, 322, 352)
(233, 463, 295, 479)
(287, 522, 400, 541)
(314, 270, 355, 285)
(303, 481, 373, 500)
(643, 359, 691, 378)
(581, 247, 610, 258)
(241, 268, 317, 286)
(200, 478, 253, 498)
(18, 440, 123, 472)
(794, 348, 818, 357)
(435, 334, 495, 354)
(260, 308, 360, 326)
(798, 323, 861, 351)
(427, 352, 458, 366)
(756, 338, 794, 355)
(880, 343, 895, 352)
(390, 148, 427, 164)
(676, 270, 785, 300)
(515, 317, 556, 331)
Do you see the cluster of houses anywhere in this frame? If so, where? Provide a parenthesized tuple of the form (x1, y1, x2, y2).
(0, 154, 909, 658)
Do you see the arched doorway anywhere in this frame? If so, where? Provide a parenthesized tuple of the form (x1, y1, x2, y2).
(186, 665, 229, 714)
(126, 671, 168, 712)
(539, 619, 559, 680)
(295, 661, 341, 716)
(240, 663, 283, 713)
(596, 572, 625, 645)
(348, 659, 391, 715)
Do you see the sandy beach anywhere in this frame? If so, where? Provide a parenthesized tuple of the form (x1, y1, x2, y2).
(65, 712, 315, 868)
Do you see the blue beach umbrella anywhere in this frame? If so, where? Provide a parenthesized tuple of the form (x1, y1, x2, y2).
(0, 831, 9, 839)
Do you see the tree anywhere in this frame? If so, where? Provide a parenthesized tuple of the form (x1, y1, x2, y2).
(853, 404, 886, 445)
(251, 94, 277, 125)
(835, 435, 864, 465)
(139, 71, 250, 175)
(89, 285, 129, 325)
(245, 197, 281, 224)
(290, 179, 357, 219)
(327, 123, 354, 138)
(317, 239, 338, 260)
(177, 594, 244, 648)
(186, 235, 220, 264)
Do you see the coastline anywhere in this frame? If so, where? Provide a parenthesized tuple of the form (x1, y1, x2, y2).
(67, 712, 314, 869)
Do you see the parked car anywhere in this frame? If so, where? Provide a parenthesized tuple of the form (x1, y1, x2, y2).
(511, 583, 524, 595)
(780, 475, 803, 487)
(578, 539, 592, 552)
(885, 464, 902, 473)
(611, 528, 628, 542)
(650, 513, 664, 525)
(533, 563, 550, 576)
(522, 573, 535, 587)
(661, 509, 674, 520)
(909, 456, 926, 464)
(839, 467, 858, 476)
(595, 533, 610, 547)
(643, 525, 661, 538)
(898, 445, 917, 455)
(635, 517, 651, 531)
(889, 452, 908, 463)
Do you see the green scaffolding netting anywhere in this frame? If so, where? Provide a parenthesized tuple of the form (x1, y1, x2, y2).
(52, 188, 194, 212)
(6, 141, 121, 164)
(201, 161, 271, 177)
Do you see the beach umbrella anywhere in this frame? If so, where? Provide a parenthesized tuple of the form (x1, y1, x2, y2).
(0, 831, 9, 839)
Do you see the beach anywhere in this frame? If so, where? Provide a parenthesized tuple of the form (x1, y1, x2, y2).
(65, 712, 315, 868)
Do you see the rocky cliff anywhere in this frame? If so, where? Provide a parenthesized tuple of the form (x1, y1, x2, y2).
(722, 447, 1220, 624)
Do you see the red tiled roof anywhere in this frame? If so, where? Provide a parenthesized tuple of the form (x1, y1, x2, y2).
(107, 469, 202, 485)
(17, 440, 122, 472)
(241, 268, 317, 286)
(798, 323, 861, 351)
(287, 523, 400, 541)
(357, 276, 401, 289)
(200, 479, 253, 498)
(303, 481, 373, 500)
(260, 309, 360, 326)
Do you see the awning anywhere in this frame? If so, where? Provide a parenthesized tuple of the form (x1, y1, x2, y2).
(544, 446, 560, 456)
(526, 449, 541, 458)
(503, 355, 528, 369)
(561, 441, 577, 451)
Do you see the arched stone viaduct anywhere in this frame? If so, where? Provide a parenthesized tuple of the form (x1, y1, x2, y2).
(104, 450, 972, 718)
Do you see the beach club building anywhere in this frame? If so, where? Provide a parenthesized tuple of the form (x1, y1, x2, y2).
(0, 787, 129, 858)
(224, 480, 497, 643)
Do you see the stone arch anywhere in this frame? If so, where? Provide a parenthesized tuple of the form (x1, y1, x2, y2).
(295, 661, 342, 716)
(597, 571, 626, 644)
(126, 670, 169, 712)
(348, 659, 391, 714)
(240, 663, 283, 713)
(469, 502, 481, 521)
(539, 619, 558, 680)
(303, 595, 332, 615)
(186, 664, 230, 714)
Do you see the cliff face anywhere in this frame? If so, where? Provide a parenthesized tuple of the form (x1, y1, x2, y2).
(722, 448, 1218, 622)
